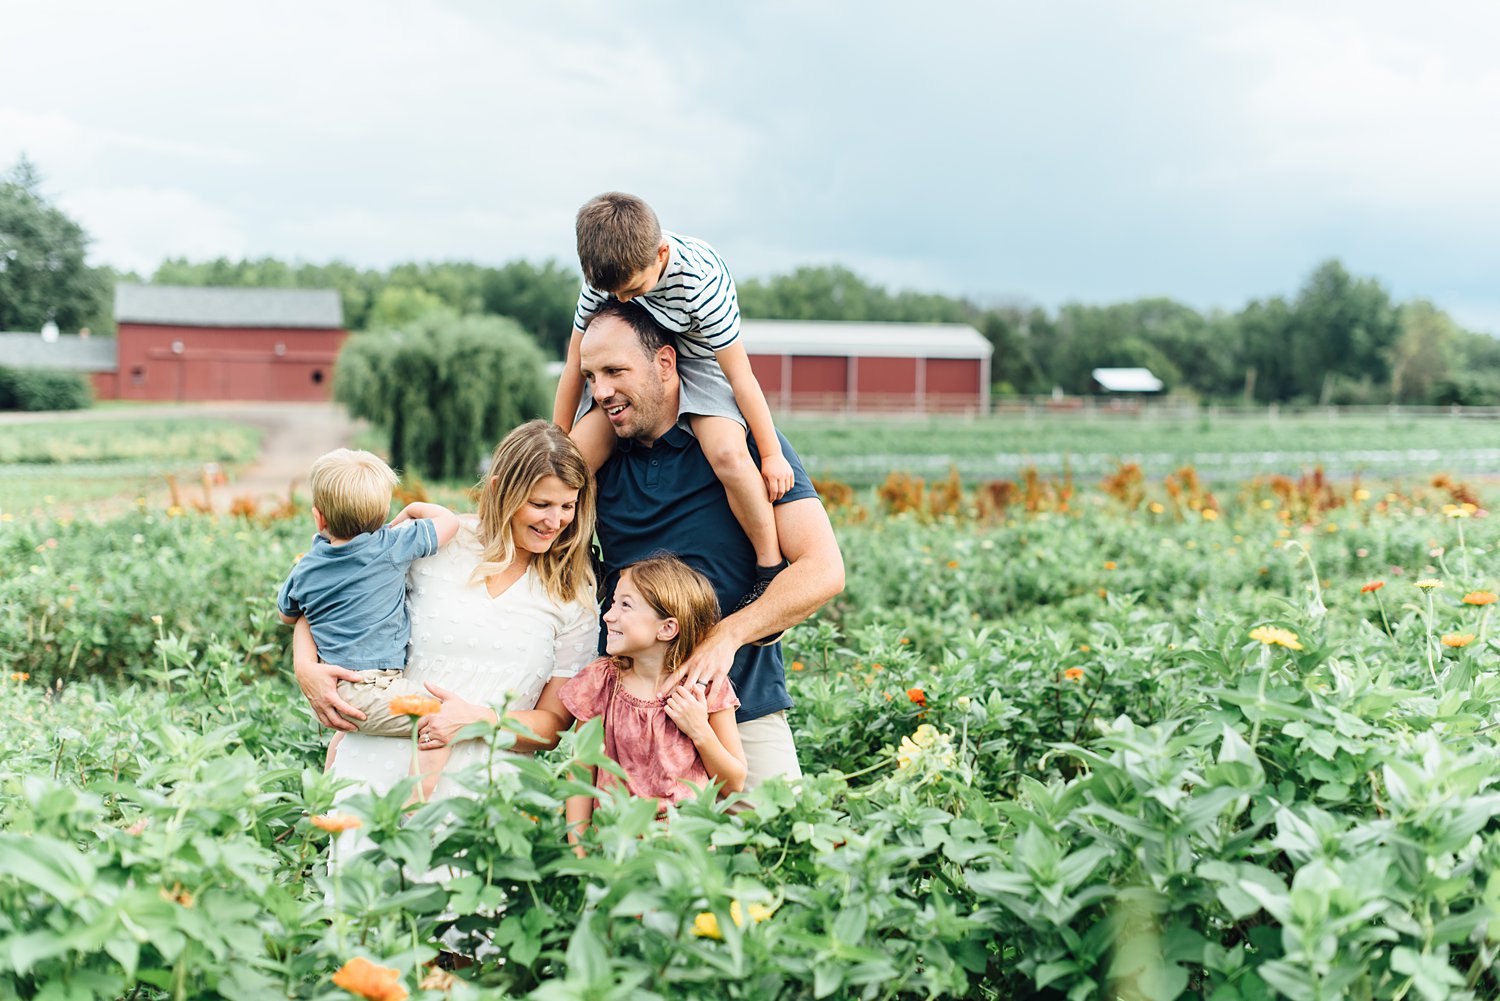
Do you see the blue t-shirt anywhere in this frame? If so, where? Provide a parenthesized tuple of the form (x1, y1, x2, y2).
(593, 426, 818, 723)
(275, 520, 439, 670)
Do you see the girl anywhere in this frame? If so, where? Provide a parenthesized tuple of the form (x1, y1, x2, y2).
(562, 555, 747, 840)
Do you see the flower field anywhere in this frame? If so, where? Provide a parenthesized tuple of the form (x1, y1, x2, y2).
(3, 466, 1500, 999)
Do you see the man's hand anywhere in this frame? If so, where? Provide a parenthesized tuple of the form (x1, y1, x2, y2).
(658, 623, 739, 698)
(295, 658, 368, 732)
(761, 453, 794, 501)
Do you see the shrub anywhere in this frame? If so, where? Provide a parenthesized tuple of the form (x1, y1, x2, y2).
(0, 366, 92, 411)
(334, 309, 550, 480)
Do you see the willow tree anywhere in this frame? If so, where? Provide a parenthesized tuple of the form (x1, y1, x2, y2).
(334, 309, 550, 480)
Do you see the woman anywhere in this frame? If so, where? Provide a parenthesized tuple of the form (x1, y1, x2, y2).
(293, 419, 597, 805)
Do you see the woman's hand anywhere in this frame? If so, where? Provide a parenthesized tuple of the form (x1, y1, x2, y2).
(417, 681, 491, 748)
(664, 683, 713, 742)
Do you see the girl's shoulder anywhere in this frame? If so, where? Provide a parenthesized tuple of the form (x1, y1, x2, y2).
(558, 656, 619, 722)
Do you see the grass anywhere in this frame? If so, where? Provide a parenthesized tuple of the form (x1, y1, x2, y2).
(0, 417, 262, 518)
(779, 412, 1500, 484)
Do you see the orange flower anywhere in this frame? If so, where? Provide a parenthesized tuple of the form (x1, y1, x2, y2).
(1063, 667, 1084, 682)
(789, 660, 806, 672)
(332, 957, 408, 1001)
(1463, 590, 1497, 606)
(946, 560, 960, 569)
(1442, 633, 1476, 648)
(311, 814, 363, 833)
(388, 694, 441, 717)
(1360, 581, 1385, 593)
(906, 687, 926, 707)
(1103, 561, 1117, 570)
(8, 672, 28, 682)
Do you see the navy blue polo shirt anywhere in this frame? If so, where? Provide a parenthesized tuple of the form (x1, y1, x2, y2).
(593, 426, 818, 723)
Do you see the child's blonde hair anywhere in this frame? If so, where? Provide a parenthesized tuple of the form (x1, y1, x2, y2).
(472, 420, 596, 605)
(576, 192, 662, 292)
(308, 448, 398, 539)
(615, 554, 721, 675)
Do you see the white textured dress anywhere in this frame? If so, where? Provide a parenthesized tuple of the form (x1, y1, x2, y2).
(328, 519, 599, 806)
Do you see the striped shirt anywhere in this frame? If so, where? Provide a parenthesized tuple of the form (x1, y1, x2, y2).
(573, 231, 740, 360)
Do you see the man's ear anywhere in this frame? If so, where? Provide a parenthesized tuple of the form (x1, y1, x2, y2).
(654, 342, 677, 382)
(657, 617, 681, 642)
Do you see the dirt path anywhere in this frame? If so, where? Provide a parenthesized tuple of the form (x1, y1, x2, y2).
(1, 401, 366, 515)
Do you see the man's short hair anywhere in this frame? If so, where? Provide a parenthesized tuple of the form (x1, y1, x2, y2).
(308, 448, 398, 539)
(576, 192, 662, 292)
(587, 299, 676, 359)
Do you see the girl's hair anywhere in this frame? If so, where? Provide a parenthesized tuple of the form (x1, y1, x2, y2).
(471, 420, 596, 605)
(615, 554, 721, 675)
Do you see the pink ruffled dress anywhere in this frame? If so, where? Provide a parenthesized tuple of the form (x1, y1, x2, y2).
(560, 656, 740, 806)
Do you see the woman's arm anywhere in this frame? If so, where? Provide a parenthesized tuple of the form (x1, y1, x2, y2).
(420, 675, 574, 752)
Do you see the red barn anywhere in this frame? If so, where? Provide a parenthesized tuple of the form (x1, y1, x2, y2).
(114, 285, 347, 401)
(743, 320, 993, 414)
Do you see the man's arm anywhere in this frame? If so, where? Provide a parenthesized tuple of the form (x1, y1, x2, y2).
(292, 617, 369, 731)
(659, 495, 845, 695)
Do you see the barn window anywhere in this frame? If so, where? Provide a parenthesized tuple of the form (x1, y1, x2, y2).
(171, 340, 185, 354)
(311, 370, 324, 384)
(130, 366, 145, 385)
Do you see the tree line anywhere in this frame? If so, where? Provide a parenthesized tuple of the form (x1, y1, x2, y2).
(7, 156, 1500, 406)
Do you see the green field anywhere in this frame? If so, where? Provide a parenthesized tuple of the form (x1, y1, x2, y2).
(0, 417, 262, 517)
(781, 413, 1500, 485)
(3, 449, 1499, 997)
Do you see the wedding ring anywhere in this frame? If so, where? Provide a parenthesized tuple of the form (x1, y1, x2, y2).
(694, 680, 708, 687)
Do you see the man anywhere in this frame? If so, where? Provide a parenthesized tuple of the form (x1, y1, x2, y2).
(579, 298, 845, 787)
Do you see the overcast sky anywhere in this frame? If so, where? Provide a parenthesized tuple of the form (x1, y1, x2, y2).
(4, 1, 1499, 333)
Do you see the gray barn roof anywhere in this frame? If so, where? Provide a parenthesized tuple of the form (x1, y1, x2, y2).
(741, 320, 992, 359)
(115, 284, 344, 329)
(0, 333, 118, 372)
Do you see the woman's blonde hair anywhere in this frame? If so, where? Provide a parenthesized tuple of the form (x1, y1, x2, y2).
(471, 420, 596, 605)
(614, 554, 721, 675)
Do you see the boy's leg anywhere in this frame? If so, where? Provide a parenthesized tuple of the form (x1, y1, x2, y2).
(570, 407, 617, 474)
(691, 414, 781, 568)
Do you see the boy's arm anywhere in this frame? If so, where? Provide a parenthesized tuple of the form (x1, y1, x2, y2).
(278, 610, 300, 625)
(717, 341, 794, 500)
(552, 328, 587, 430)
(390, 501, 460, 548)
(275, 571, 302, 625)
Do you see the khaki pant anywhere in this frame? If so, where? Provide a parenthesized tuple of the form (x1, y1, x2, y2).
(738, 711, 803, 790)
(337, 669, 434, 738)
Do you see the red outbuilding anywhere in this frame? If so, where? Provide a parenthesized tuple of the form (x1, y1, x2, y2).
(743, 320, 993, 414)
(113, 285, 347, 401)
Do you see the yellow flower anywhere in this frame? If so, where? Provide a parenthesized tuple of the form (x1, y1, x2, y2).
(167, 506, 184, 518)
(331, 957, 408, 1001)
(731, 900, 777, 926)
(1463, 591, 1497, 606)
(1202, 509, 1219, 521)
(1442, 633, 1476, 648)
(1444, 504, 1470, 519)
(1249, 626, 1303, 650)
(1414, 579, 1443, 591)
(1353, 489, 1371, 501)
(0, 513, 13, 522)
(692, 911, 723, 940)
(1148, 502, 1165, 514)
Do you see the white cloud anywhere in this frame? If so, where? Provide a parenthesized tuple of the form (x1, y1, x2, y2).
(57, 186, 248, 274)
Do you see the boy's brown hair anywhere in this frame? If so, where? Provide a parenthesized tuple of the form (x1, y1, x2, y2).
(576, 192, 662, 292)
(616, 554, 721, 675)
(308, 448, 398, 539)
